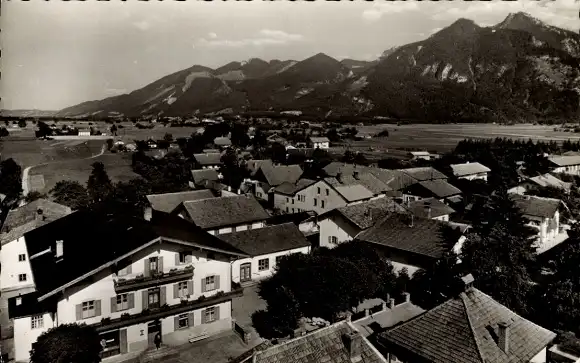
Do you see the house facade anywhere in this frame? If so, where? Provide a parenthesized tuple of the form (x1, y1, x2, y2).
(549, 156, 580, 175)
(1, 236, 35, 299)
(192, 153, 222, 170)
(308, 137, 330, 149)
(450, 162, 491, 182)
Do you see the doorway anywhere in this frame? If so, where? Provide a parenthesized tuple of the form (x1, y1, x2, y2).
(240, 263, 251, 283)
(147, 320, 161, 348)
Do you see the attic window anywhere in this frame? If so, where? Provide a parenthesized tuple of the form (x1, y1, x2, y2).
(56, 240, 64, 259)
(16, 297, 22, 306)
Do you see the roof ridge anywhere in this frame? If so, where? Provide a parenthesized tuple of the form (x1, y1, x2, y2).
(346, 321, 389, 363)
(459, 291, 487, 363)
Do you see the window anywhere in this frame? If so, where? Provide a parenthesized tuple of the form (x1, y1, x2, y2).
(286, 207, 289, 213)
(328, 236, 338, 245)
(179, 252, 188, 264)
(326, 189, 329, 196)
(292, 208, 295, 213)
(292, 199, 295, 204)
(82, 300, 96, 319)
(314, 198, 317, 206)
(177, 313, 189, 329)
(148, 288, 160, 309)
(257, 192, 262, 198)
(258, 258, 270, 271)
(286, 197, 290, 203)
(317, 187, 321, 194)
(31, 315, 43, 329)
(204, 307, 217, 323)
(18, 254, 26, 262)
(177, 281, 189, 297)
(116, 294, 129, 311)
(321, 200, 325, 209)
(18, 274, 26, 282)
(149, 257, 158, 273)
(205, 276, 216, 291)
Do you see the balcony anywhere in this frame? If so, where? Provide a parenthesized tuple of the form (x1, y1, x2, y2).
(93, 287, 244, 333)
(114, 266, 194, 293)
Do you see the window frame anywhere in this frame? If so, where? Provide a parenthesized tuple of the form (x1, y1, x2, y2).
(149, 257, 158, 273)
(18, 254, 26, 262)
(116, 293, 129, 311)
(178, 252, 188, 265)
(82, 300, 96, 319)
(148, 288, 160, 309)
(18, 273, 27, 282)
(314, 198, 317, 206)
(326, 189, 329, 196)
(177, 281, 189, 297)
(258, 258, 270, 271)
(205, 276, 216, 291)
(321, 200, 325, 208)
(177, 313, 189, 329)
(31, 315, 44, 329)
(204, 307, 217, 323)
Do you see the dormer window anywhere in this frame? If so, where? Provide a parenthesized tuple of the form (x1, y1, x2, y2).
(56, 240, 64, 259)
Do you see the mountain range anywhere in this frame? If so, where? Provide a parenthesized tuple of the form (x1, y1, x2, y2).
(56, 12, 580, 122)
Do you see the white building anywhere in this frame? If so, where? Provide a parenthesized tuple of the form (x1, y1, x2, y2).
(548, 155, 580, 176)
(308, 137, 330, 149)
(9, 210, 247, 362)
(408, 151, 437, 161)
(450, 162, 491, 182)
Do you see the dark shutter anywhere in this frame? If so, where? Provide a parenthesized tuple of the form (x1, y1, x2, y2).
(160, 286, 166, 306)
(75, 304, 82, 321)
(201, 309, 206, 324)
(188, 312, 194, 327)
(158, 256, 164, 273)
(187, 280, 193, 297)
(174, 316, 180, 330)
(128, 293, 135, 309)
(175, 253, 180, 266)
(173, 283, 179, 299)
(95, 300, 101, 317)
(144, 259, 150, 277)
(119, 329, 128, 354)
(142, 290, 148, 310)
(201, 278, 206, 293)
(111, 297, 117, 313)
(215, 275, 220, 290)
(215, 306, 220, 321)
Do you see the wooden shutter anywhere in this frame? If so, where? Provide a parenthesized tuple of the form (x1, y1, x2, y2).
(111, 297, 117, 313)
(201, 309, 206, 324)
(158, 256, 164, 273)
(185, 254, 193, 264)
(160, 286, 166, 306)
(128, 293, 135, 309)
(175, 253, 180, 266)
(126, 264, 132, 274)
(187, 280, 193, 297)
(215, 275, 220, 290)
(201, 278, 206, 293)
(142, 290, 148, 310)
(95, 300, 101, 317)
(215, 306, 220, 321)
(173, 283, 179, 299)
(119, 329, 128, 354)
(75, 304, 82, 321)
(144, 259, 150, 277)
(188, 312, 194, 327)
(174, 316, 180, 330)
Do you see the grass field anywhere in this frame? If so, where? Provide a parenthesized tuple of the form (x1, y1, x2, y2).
(28, 153, 140, 194)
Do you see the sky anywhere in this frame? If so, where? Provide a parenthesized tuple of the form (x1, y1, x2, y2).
(1, 0, 579, 111)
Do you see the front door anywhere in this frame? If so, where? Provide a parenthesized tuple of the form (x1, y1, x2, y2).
(147, 321, 161, 348)
(240, 263, 251, 282)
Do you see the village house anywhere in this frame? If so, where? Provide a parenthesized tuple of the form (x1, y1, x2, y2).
(8, 210, 247, 362)
(171, 195, 270, 236)
(218, 223, 311, 284)
(0, 199, 72, 299)
(213, 137, 232, 150)
(377, 275, 556, 363)
(190, 169, 221, 189)
(511, 173, 573, 196)
(400, 167, 448, 182)
(265, 133, 288, 146)
(511, 194, 569, 254)
(308, 136, 330, 149)
(407, 198, 456, 222)
(326, 170, 393, 198)
(548, 155, 580, 175)
(356, 214, 468, 275)
(78, 129, 91, 137)
(144, 190, 215, 221)
(244, 161, 303, 202)
(408, 151, 438, 161)
(192, 152, 223, 169)
(450, 161, 491, 181)
(402, 179, 463, 204)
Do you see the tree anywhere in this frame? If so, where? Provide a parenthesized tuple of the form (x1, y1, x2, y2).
(50, 181, 91, 210)
(230, 123, 250, 148)
(18, 119, 27, 128)
(0, 127, 9, 137)
(87, 162, 114, 203)
(269, 142, 287, 164)
(0, 158, 23, 202)
(220, 149, 246, 190)
(163, 133, 173, 142)
(30, 323, 102, 363)
(103, 179, 151, 217)
(25, 191, 47, 203)
(252, 128, 267, 148)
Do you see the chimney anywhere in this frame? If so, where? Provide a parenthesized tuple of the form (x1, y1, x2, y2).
(404, 292, 410, 303)
(353, 171, 360, 180)
(461, 273, 474, 291)
(36, 208, 44, 221)
(55, 240, 63, 259)
(337, 172, 343, 183)
(345, 312, 352, 322)
(498, 322, 510, 353)
(389, 298, 395, 309)
(144, 207, 153, 221)
(342, 331, 363, 361)
(426, 206, 432, 219)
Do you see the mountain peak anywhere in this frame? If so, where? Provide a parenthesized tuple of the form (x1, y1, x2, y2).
(308, 53, 337, 61)
(497, 11, 544, 29)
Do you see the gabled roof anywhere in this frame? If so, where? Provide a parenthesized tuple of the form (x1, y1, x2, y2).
(258, 163, 303, 187)
(366, 169, 418, 191)
(0, 199, 72, 245)
(218, 223, 310, 257)
(193, 152, 222, 166)
(415, 180, 462, 198)
(334, 184, 374, 203)
(451, 162, 491, 177)
(356, 214, 460, 259)
(178, 195, 270, 229)
(274, 178, 318, 195)
(247, 159, 273, 176)
(354, 301, 425, 339)
(548, 155, 580, 167)
(401, 167, 448, 182)
(323, 162, 365, 177)
(253, 320, 387, 363)
(323, 198, 406, 230)
(191, 169, 220, 185)
(146, 190, 215, 213)
(309, 136, 330, 143)
(528, 173, 571, 191)
(380, 288, 556, 363)
(510, 194, 562, 218)
(24, 209, 247, 301)
(408, 198, 456, 219)
(213, 137, 232, 146)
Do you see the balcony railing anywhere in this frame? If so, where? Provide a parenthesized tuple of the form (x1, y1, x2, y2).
(114, 266, 194, 293)
(93, 287, 244, 333)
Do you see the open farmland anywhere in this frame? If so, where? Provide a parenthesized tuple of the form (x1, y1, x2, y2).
(28, 153, 140, 194)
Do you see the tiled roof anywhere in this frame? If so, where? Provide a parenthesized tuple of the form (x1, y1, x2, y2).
(367, 169, 417, 191)
(259, 163, 303, 187)
(408, 198, 456, 219)
(416, 180, 462, 198)
(331, 198, 407, 230)
(334, 184, 374, 203)
(511, 194, 562, 218)
(191, 169, 220, 185)
(146, 190, 215, 213)
(354, 302, 425, 339)
(451, 162, 491, 177)
(274, 179, 318, 195)
(548, 155, 580, 167)
(180, 195, 270, 229)
(323, 162, 366, 177)
(247, 159, 273, 176)
(310, 136, 330, 143)
(380, 288, 556, 363)
(0, 199, 72, 245)
(213, 137, 232, 146)
(528, 174, 571, 191)
(218, 222, 310, 256)
(253, 321, 387, 363)
(356, 214, 459, 259)
(401, 167, 448, 182)
(193, 152, 222, 166)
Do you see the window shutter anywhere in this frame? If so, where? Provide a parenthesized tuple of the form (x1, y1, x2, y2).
(128, 293, 135, 309)
(120, 329, 128, 354)
(95, 300, 102, 317)
(160, 286, 166, 306)
(142, 290, 148, 310)
(75, 304, 82, 321)
(328, 236, 331, 244)
(201, 278, 206, 293)
(174, 316, 180, 330)
(215, 275, 220, 290)
(111, 297, 117, 313)
(185, 254, 193, 264)
(187, 280, 193, 297)
(175, 253, 180, 266)
(173, 283, 179, 299)
(158, 256, 164, 273)
(201, 309, 207, 324)
(144, 259, 150, 277)
(188, 312, 194, 327)
(126, 264, 132, 274)
(215, 306, 220, 321)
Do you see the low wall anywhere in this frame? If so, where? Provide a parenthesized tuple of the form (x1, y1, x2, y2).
(50, 135, 112, 140)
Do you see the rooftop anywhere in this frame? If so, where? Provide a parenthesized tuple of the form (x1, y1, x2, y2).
(247, 159, 273, 176)
(310, 136, 330, 143)
(193, 152, 223, 166)
(258, 163, 303, 187)
(213, 137, 232, 146)
(191, 169, 220, 185)
(327, 172, 393, 196)
(451, 162, 491, 177)
(179, 195, 271, 230)
(408, 198, 456, 219)
(401, 167, 448, 182)
(146, 190, 215, 213)
(353, 301, 425, 339)
(415, 179, 463, 198)
(334, 184, 375, 203)
(528, 173, 571, 191)
(511, 194, 562, 218)
(366, 169, 418, 191)
(380, 288, 556, 363)
(548, 155, 580, 167)
(327, 198, 407, 230)
(274, 178, 317, 195)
